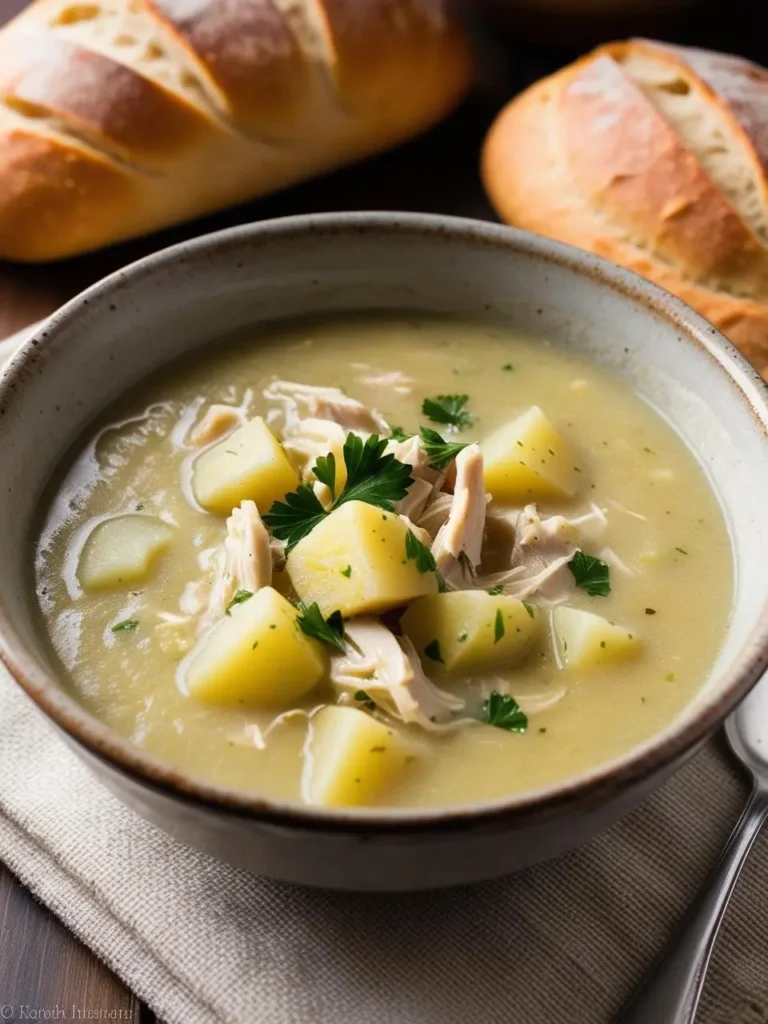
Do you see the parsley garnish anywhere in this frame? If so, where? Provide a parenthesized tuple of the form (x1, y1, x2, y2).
(313, 452, 337, 500)
(354, 689, 377, 712)
(424, 639, 444, 663)
(568, 551, 611, 597)
(522, 601, 535, 618)
(422, 394, 474, 429)
(389, 426, 412, 443)
(405, 530, 438, 575)
(486, 585, 503, 596)
(265, 434, 413, 552)
(296, 602, 346, 653)
(502, 363, 515, 371)
(494, 609, 505, 643)
(676, 546, 689, 555)
(341, 565, 352, 578)
(418, 427, 469, 471)
(226, 589, 254, 615)
(111, 619, 138, 633)
(484, 691, 528, 733)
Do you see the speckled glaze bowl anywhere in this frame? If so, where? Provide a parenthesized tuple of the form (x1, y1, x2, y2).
(1, 213, 768, 891)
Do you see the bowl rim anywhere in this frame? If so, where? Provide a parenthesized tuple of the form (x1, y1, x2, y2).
(2, 210, 768, 834)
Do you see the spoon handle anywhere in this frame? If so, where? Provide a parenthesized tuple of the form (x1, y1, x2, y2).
(617, 784, 768, 1024)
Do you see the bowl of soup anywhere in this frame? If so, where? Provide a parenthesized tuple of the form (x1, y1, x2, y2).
(2, 213, 768, 890)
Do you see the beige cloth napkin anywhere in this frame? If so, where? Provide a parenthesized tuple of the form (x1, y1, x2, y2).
(1, 326, 767, 1024)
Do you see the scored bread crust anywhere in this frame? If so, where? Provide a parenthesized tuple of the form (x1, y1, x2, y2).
(482, 39, 768, 378)
(0, 0, 473, 261)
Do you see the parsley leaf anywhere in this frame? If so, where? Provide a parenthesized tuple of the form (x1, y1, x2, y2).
(313, 452, 337, 500)
(418, 427, 470, 471)
(494, 609, 505, 644)
(422, 394, 474, 429)
(389, 426, 412, 443)
(405, 529, 438, 575)
(354, 689, 377, 712)
(424, 639, 444, 663)
(341, 565, 352, 578)
(337, 434, 413, 509)
(486, 585, 503, 596)
(522, 601, 535, 618)
(485, 691, 528, 733)
(263, 483, 328, 553)
(111, 619, 138, 633)
(265, 433, 413, 553)
(296, 602, 346, 653)
(569, 551, 611, 597)
(226, 589, 254, 615)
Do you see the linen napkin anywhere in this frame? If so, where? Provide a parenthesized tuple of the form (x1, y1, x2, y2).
(1, 329, 767, 1024)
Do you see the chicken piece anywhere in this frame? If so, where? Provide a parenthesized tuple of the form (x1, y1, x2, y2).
(282, 418, 346, 472)
(416, 492, 454, 539)
(155, 612, 196, 658)
(206, 500, 273, 619)
(389, 435, 444, 521)
(264, 380, 389, 436)
(399, 516, 433, 550)
(329, 618, 468, 732)
(431, 445, 487, 589)
(478, 504, 578, 604)
(188, 404, 243, 446)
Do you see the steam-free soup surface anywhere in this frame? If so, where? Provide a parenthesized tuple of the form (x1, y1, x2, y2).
(35, 317, 732, 809)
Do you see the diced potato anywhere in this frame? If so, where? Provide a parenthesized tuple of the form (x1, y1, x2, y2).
(552, 606, 642, 671)
(304, 705, 412, 808)
(184, 586, 326, 706)
(287, 501, 438, 618)
(482, 406, 581, 502)
(78, 515, 174, 592)
(400, 591, 538, 674)
(192, 417, 298, 515)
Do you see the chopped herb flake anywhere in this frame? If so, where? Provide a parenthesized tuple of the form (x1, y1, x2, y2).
(341, 565, 353, 578)
(676, 546, 689, 555)
(457, 629, 469, 643)
(486, 585, 503, 596)
(484, 691, 528, 733)
(226, 589, 254, 615)
(645, 608, 657, 615)
(354, 690, 377, 712)
(494, 609, 505, 644)
(458, 551, 475, 580)
(569, 551, 611, 597)
(111, 619, 138, 633)
(296, 602, 346, 653)
(502, 363, 515, 371)
(389, 426, 411, 443)
(522, 601, 535, 618)
(424, 639, 444, 663)
(405, 529, 438, 575)
(422, 394, 474, 429)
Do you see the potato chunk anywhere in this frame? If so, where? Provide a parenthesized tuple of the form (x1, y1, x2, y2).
(287, 501, 439, 618)
(78, 515, 174, 592)
(482, 406, 580, 502)
(400, 591, 537, 674)
(192, 417, 298, 515)
(184, 586, 326, 706)
(304, 705, 412, 808)
(552, 606, 642, 670)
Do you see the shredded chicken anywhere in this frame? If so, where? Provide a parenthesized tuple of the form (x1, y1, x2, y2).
(416, 492, 453, 539)
(478, 504, 578, 604)
(188, 404, 243, 446)
(329, 619, 469, 732)
(264, 380, 389, 436)
(431, 445, 487, 588)
(388, 435, 444, 521)
(206, 501, 272, 619)
(281, 417, 346, 474)
(154, 612, 196, 657)
(598, 546, 637, 579)
(398, 515, 432, 549)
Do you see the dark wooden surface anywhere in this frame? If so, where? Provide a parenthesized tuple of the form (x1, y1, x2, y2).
(1, 1, 767, 1020)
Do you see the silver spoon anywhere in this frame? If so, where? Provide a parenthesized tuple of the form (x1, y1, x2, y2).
(618, 675, 768, 1023)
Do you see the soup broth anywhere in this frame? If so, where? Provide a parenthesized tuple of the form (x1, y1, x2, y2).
(35, 316, 732, 809)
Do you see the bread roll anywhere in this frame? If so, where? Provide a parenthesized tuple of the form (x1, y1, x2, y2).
(0, 0, 472, 261)
(482, 39, 768, 377)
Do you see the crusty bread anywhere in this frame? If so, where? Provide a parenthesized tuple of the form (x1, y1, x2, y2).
(0, 0, 472, 261)
(482, 38, 768, 378)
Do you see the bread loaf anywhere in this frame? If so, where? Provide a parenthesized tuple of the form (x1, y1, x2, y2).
(482, 39, 768, 377)
(0, 0, 472, 262)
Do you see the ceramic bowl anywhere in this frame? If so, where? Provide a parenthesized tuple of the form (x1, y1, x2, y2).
(2, 213, 768, 891)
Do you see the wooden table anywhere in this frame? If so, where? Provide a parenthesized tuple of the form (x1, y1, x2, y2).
(1, 1, 766, 1019)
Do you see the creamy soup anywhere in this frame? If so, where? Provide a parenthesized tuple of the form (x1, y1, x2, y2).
(35, 316, 732, 809)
